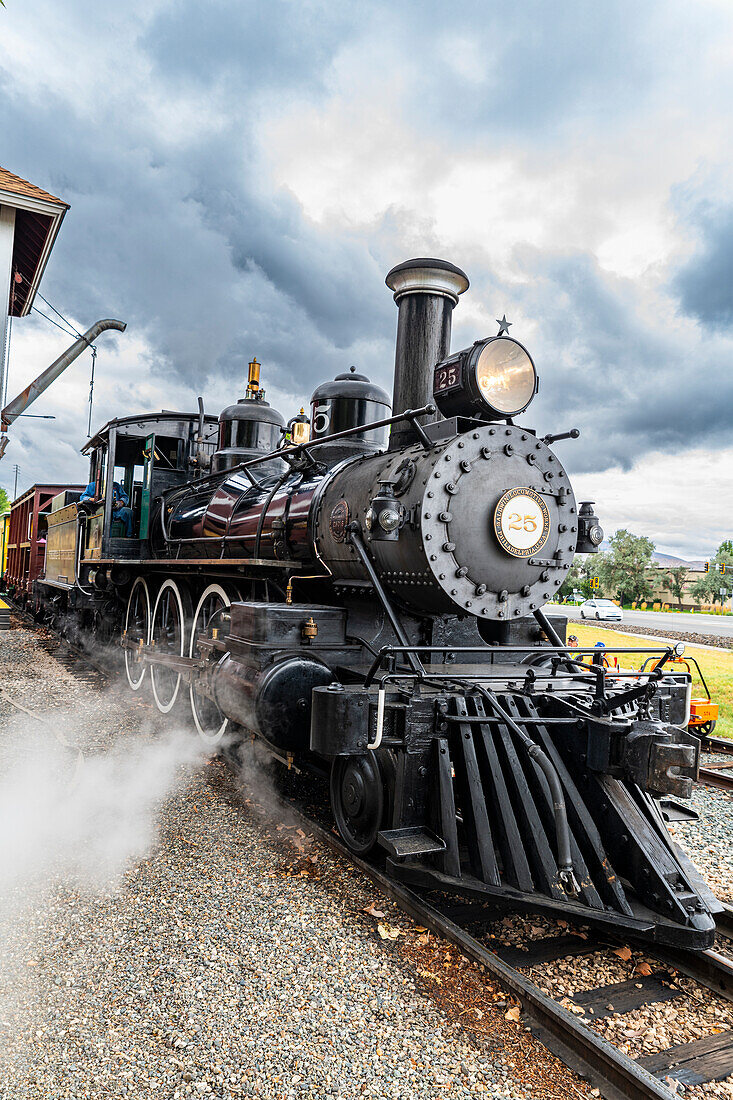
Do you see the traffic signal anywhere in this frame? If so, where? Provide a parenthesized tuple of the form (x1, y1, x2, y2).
(591, 577, 600, 590)
(722, 564, 727, 575)
(704, 561, 710, 573)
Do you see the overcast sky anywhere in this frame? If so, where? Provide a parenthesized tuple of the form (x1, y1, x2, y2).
(1, 0, 732, 558)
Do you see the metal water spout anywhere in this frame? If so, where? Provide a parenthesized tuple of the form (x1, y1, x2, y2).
(1, 317, 126, 433)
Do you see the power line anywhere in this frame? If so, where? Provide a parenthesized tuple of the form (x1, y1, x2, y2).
(35, 292, 84, 341)
(32, 306, 80, 340)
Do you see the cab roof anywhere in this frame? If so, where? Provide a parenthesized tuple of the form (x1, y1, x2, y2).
(82, 410, 218, 454)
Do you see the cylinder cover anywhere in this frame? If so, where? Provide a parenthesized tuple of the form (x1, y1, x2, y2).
(213, 654, 333, 752)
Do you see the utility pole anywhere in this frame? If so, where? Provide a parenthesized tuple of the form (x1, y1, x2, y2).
(12, 463, 19, 499)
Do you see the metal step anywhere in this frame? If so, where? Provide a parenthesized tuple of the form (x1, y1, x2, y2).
(378, 827, 446, 861)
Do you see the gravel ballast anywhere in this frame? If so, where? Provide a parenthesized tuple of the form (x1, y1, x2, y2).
(668, 777, 733, 903)
(0, 620, 593, 1100)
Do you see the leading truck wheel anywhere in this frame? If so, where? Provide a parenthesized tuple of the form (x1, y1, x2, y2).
(124, 577, 152, 691)
(189, 583, 239, 747)
(150, 579, 193, 714)
(330, 754, 389, 856)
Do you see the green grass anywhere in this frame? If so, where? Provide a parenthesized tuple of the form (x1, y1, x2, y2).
(571, 622, 733, 741)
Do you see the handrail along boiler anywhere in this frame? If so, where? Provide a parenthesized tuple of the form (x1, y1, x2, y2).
(34, 257, 719, 950)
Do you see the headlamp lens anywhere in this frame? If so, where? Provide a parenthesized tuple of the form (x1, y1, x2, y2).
(378, 508, 401, 532)
(475, 339, 536, 415)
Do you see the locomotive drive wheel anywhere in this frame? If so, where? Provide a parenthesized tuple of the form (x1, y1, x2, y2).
(189, 583, 239, 746)
(330, 753, 392, 856)
(150, 579, 193, 714)
(124, 577, 152, 691)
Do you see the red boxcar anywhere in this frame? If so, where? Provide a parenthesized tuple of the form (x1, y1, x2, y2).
(5, 484, 82, 607)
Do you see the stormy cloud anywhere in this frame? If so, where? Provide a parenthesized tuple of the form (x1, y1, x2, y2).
(0, 0, 731, 554)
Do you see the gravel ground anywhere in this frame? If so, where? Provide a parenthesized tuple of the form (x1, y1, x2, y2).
(668, 777, 733, 903)
(0, 619, 593, 1100)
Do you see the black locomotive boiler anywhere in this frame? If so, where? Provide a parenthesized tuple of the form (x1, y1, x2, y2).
(35, 258, 719, 949)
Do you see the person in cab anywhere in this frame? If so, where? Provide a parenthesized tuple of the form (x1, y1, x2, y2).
(79, 481, 134, 538)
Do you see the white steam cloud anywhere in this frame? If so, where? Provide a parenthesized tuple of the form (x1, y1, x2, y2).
(0, 715, 206, 893)
(0, 703, 208, 1063)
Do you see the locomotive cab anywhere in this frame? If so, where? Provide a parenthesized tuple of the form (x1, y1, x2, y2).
(80, 411, 218, 561)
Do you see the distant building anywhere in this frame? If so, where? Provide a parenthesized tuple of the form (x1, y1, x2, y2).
(647, 564, 728, 611)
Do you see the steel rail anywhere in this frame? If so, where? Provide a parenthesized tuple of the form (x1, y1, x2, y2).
(698, 767, 733, 791)
(645, 940, 733, 1004)
(715, 903, 733, 942)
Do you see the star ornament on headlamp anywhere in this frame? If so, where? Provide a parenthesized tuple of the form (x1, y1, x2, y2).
(433, 334, 539, 421)
(496, 315, 512, 337)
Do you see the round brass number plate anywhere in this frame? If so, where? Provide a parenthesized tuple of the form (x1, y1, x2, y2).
(493, 487, 550, 558)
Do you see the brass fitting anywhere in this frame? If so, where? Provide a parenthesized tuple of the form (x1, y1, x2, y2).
(246, 356, 261, 396)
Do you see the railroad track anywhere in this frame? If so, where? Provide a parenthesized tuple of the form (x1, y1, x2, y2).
(277, 790, 733, 1100)
(698, 735, 733, 792)
(8, 598, 733, 1098)
(6, 603, 112, 684)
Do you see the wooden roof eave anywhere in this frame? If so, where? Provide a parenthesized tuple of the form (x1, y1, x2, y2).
(0, 188, 68, 317)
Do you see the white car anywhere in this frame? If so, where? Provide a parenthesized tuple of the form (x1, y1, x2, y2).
(580, 599, 623, 621)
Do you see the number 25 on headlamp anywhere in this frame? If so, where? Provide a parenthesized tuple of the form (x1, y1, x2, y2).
(432, 336, 539, 421)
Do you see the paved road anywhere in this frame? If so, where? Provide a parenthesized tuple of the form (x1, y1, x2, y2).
(555, 606, 733, 640)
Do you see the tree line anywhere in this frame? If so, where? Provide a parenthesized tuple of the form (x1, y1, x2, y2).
(558, 530, 733, 608)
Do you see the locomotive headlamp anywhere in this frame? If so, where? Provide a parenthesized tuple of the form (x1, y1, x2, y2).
(433, 337, 538, 421)
(378, 507, 401, 532)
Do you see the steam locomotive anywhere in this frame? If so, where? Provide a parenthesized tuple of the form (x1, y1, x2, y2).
(25, 258, 719, 949)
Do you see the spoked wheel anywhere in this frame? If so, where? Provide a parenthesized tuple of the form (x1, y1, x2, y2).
(189, 583, 239, 746)
(697, 720, 717, 737)
(124, 577, 152, 691)
(150, 579, 193, 714)
(330, 753, 391, 856)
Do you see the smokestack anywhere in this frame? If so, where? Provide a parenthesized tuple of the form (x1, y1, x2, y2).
(385, 258, 469, 449)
